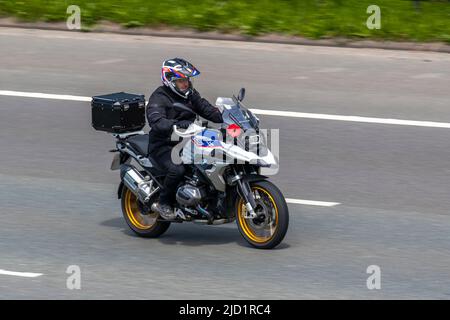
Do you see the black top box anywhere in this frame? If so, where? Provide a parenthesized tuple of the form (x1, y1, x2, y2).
(92, 92, 146, 133)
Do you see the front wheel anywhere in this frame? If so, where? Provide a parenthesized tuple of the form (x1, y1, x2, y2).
(235, 180, 289, 249)
(121, 186, 170, 238)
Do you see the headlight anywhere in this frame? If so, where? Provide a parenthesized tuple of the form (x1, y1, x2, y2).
(248, 134, 260, 145)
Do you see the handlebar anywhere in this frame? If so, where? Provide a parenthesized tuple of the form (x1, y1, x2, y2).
(173, 123, 205, 137)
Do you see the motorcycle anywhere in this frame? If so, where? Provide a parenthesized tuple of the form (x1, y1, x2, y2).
(109, 88, 289, 249)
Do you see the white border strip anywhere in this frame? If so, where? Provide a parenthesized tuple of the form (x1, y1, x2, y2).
(286, 198, 340, 207)
(0, 269, 43, 278)
(2, 90, 450, 129)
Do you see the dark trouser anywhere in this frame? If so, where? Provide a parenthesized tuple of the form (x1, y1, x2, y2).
(153, 146, 185, 206)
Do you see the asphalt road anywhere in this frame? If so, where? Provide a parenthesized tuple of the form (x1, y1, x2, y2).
(0, 27, 450, 299)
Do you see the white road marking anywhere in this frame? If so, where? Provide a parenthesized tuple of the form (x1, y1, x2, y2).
(0, 90, 91, 102)
(250, 108, 450, 129)
(314, 67, 346, 73)
(286, 198, 340, 207)
(93, 58, 126, 65)
(0, 269, 43, 278)
(411, 73, 443, 79)
(2, 90, 450, 129)
(293, 76, 309, 80)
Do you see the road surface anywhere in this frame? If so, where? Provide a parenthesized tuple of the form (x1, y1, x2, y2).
(0, 27, 449, 299)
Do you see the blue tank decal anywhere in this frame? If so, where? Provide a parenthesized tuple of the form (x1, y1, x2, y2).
(192, 129, 222, 148)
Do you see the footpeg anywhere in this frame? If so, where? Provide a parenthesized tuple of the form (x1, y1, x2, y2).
(196, 205, 214, 224)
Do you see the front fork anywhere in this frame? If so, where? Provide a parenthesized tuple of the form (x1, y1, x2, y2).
(236, 180, 258, 219)
(231, 168, 259, 219)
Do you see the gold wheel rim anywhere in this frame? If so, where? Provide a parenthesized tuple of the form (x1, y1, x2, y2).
(237, 186, 279, 244)
(124, 189, 157, 230)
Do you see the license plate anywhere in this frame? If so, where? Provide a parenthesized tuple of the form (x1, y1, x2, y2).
(110, 153, 121, 170)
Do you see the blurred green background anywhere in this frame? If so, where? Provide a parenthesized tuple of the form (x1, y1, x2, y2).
(0, 0, 448, 42)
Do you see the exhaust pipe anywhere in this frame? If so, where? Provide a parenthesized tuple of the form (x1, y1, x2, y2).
(120, 164, 159, 203)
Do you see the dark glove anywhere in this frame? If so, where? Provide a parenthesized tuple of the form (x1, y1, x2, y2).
(176, 120, 193, 129)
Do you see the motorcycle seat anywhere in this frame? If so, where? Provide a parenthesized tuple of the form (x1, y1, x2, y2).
(127, 134, 150, 156)
(126, 134, 172, 176)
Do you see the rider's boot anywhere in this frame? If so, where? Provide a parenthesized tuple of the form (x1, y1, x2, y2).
(151, 201, 177, 220)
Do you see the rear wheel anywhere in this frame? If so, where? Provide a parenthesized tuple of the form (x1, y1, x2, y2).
(121, 186, 170, 238)
(236, 180, 289, 249)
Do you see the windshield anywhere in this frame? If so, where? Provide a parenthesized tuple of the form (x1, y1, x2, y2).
(216, 96, 259, 131)
(214, 96, 267, 156)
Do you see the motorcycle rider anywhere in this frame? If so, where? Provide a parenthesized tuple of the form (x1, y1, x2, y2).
(147, 58, 223, 220)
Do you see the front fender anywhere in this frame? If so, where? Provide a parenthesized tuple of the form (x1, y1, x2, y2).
(241, 174, 269, 184)
(117, 181, 124, 199)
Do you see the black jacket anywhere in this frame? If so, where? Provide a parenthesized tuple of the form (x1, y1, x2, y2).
(146, 85, 223, 152)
